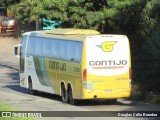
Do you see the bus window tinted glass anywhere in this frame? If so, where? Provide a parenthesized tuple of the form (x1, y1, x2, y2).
(51, 40, 60, 59)
(67, 42, 75, 61)
(60, 41, 68, 60)
(75, 42, 82, 62)
(27, 37, 35, 55)
(43, 39, 51, 57)
(35, 37, 43, 56)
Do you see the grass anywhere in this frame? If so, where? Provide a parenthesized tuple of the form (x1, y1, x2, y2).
(0, 102, 15, 111)
(0, 102, 36, 120)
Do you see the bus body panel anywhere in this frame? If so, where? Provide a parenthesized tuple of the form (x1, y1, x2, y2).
(81, 35, 131, 99)
(25, 55, 55, 94)
(45, 58, 82, 98)
(19, 32, 83, 99)
(18, 29, 131, 101)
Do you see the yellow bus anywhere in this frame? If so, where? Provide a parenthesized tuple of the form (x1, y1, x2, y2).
(14, 28, 132, 105)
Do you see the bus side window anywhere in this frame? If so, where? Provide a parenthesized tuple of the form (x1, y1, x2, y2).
(75, 42, 82, 62)
(35, 38, 43, 56)
(67, 42, 75, 61)
(60, 41, 68, 60)
(27, 37, 35, 55)
(51, 39, 60, 59)
(43, 39, 51, 58)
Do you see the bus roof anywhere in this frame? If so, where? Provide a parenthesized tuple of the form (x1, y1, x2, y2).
(46, 28, 100, 35)
(23, 28, 127, 42)
(23, 28, 100, 41)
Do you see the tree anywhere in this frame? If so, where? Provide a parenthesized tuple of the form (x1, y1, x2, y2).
(131, 0, 160, 94)
(0, 0, 20, 8)
(0, 0, 19, 16)
(9, 0, 111, 31)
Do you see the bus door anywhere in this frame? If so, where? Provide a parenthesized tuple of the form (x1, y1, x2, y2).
(19, 35, 28, 87)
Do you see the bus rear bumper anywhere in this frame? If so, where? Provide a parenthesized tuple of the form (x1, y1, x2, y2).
(82, 88, 131, 99)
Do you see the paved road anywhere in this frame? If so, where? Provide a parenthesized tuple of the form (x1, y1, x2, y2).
(0, 37, 160, 120)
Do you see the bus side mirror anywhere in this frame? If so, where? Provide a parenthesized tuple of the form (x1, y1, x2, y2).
(14, 47, 18, 55)
(14, 44, 21, 58)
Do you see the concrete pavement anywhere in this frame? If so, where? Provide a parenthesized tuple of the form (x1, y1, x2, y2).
(0, 37, 20, 74)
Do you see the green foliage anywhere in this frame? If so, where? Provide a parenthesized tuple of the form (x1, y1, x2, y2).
(0, 102, 36, 120)
(0, 0, 20, 7)
(131, 0, 160, 94)
(0, 102, 15, 111)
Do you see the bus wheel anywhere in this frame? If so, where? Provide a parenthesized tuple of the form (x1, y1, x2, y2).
(28, 78, 37, 95)
(68, 87, 77, 105)
(61, 84, 68, 103)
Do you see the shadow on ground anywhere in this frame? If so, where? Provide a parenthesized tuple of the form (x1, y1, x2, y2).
(3, 83, 134, 106)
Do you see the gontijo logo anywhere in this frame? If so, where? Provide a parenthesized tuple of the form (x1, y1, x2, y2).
(96, 41, 117, 52)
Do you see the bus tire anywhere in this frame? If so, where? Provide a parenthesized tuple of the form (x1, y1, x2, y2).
(68, 86, 78, 105)
(61, 84, 68, 103)
(28, 77, 37, 95)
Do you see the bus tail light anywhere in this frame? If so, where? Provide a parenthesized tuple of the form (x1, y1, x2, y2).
(83, 69, 87, 81)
